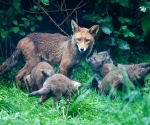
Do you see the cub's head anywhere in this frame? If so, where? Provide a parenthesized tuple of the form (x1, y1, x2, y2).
(98, 49, 113, 64)
(72, 81, 82, 92)
(86, 51, 103, 70)
(71, 20, 99, 53)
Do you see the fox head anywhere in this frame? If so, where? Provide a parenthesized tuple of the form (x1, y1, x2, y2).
(71, 20, 99, 53)
(98, 49, 114, 64)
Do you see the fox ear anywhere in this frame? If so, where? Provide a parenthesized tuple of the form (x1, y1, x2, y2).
(71, 20, 79, 33)
(89, 25, 99, 36)
(93, 49, 97, 54)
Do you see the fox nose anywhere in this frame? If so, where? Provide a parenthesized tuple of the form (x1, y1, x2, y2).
(80, 48, 84, 52)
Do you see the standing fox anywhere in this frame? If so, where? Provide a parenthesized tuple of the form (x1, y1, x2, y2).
(0, 20, 99, 89)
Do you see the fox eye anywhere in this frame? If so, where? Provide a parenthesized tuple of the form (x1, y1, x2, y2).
(86, 39, 90, 42)
(77, 38, 81, 41)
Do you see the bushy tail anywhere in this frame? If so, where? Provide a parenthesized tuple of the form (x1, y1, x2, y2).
(40, 69, 52, 77)
(141, 67, 150, 77)
(28, 87, 50, 97)
(135, 62, 150, 68)
(0, 49, 21, 74)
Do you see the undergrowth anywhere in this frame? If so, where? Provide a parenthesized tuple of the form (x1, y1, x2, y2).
(0, 61, 150, 125)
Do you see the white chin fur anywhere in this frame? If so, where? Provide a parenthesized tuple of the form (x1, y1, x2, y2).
(77, 45, 88, 52)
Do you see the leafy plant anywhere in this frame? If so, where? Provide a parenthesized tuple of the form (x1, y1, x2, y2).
(83, 0, 150, 51)
(0, 0, 43, 43)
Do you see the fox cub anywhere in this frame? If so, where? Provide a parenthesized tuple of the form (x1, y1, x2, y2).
(86, 52, 134, 97)
(0, 20, 99, 89)
(24, 61, 54, 93)
(98, 50, 150, 88)
(28, 73, 82, 106)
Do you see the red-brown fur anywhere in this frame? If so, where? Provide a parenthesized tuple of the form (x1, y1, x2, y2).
(0, 20, 99, 89)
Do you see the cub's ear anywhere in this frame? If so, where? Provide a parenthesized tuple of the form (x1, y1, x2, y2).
(89, 25, 99, 37)
(93, 49, 97, 54)
(71, 20, 79, 33)
(107, 48, 111, 53)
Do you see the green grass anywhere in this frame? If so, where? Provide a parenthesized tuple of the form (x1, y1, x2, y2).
(0, 61, 150, 125)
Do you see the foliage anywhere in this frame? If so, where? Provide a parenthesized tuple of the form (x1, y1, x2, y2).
(0, 0, 43, 43)
(0, 61, 150, 125)
(83, 0, 150, 51)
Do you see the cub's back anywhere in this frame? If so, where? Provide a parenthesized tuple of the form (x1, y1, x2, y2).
(43, 74, 72, 92)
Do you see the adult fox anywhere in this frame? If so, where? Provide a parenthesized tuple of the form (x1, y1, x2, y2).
(0, 20, 99, 89)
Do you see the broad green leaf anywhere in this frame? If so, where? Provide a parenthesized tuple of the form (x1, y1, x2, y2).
(124, 18, 132, 23)
(128, 32, 135, 37)
(17, 9, 24, 15)
(141, 16, 150, 35)
(1, 29, 8, 38)
(24, 20, 30, 27)
(36, 15, 43, 21)
(118, 39, 130, 50)
(40, 0, 50, 5)
(19, 24, 25, 27)
(12, 20, 18, 25)
(6, 8, 13, 17)
(13, 1, 21, 9)
(0, 10, 4, 14)
(11, 27, 20, 33)
(123, 29, 129, 37)
(98, 0, 102, 4)
(119, 0, 129, 7)
(27, 15, 31, 18)
(122, 25, 127, 30)
(2, 18, 8, 26)
(96, 17, 104, 24)
(19, 30, 25, 36)
(29, 5, 39, 12)
(113, 31, 120, 35)
(104, 37, 117, 46)
(101, 23, 114, 35)
(110, 0, 119, 3)
(118, 17, 126, 24)
(34, 5, 39, 9)
(103, 16, 112, 23)
(83, 14, 101, 22)
(30, 26, 35, 32)
(118, 17, 132, 24)
(21, 17, 27, 21)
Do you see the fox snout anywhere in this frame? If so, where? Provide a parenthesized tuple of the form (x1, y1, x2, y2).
(77, 44, 88, 52)
(86, 57, 92, 64)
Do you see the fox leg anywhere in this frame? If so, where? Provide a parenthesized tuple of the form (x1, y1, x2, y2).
(38, 95, 51, 105)
(16, 56, 41, 89)
(64, 91, 71, 104)
(23, 75, 32, 93)
(59, 64, 68, 77)
(59, 62, 74, 78)
(53, 93, 62, 107)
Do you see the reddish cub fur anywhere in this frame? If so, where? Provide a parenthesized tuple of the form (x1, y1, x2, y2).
(0, 20, 99, 89)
